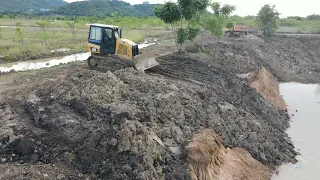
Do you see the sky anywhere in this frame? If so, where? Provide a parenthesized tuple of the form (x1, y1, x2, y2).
(64, 0, 320, 17)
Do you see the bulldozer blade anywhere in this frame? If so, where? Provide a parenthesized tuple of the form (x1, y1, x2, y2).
(134, 53, 159, 71)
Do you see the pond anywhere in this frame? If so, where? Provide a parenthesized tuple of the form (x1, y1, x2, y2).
(272, 83, 320, 180)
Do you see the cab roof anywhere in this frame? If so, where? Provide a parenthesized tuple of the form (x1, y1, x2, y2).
(86, 24, 120, 29)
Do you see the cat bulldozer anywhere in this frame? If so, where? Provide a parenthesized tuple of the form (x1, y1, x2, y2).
(85, 24, 158, 71)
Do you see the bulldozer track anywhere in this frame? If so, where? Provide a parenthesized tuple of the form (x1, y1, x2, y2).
(87, 55, 134, 72)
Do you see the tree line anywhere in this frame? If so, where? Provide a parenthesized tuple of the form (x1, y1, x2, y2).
(0, 0, 160, 17)
(0, 0, 66, 12)
(153, 1, 291, 49)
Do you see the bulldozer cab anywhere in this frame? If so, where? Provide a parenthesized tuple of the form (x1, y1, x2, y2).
(87, 24, 122, 55)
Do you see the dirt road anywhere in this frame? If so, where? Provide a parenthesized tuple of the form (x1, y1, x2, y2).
(0, 34, 319, 179)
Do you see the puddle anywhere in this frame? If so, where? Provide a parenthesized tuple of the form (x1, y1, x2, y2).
(0, 26, 16, 28)
(236, 73, 251, 79)
(272, 83, 320, 180)
(50, 48, 70, 53)
(0, 53, 90, 72)
(138, 41, 156, 49)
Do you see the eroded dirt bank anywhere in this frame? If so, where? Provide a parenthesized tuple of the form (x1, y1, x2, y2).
(187, 129, 271, 180)
(0, 35, 319, 179)
(248, 67, 287, 110)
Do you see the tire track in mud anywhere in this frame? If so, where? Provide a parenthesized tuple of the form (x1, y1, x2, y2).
(146, 53, 226, 86)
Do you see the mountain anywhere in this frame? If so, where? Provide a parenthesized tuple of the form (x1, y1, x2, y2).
(0, 0, 67, 12)
(54, 0, 160, 17)
(134, 4, 159, 16)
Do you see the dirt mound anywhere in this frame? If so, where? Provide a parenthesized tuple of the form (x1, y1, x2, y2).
(3, 35, 319, 179)
(187, 129, 271, 180)
(0, 58, 296, 179)
(191, 35, 320, 84)
(248, 67, 287, 110)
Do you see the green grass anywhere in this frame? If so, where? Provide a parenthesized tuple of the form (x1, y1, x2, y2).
(0, 17, 170, 61)
(0, 16, 167, 30)
(278, 19, 320, 33)
(0, 16, 170, 61)
(3, 15, 317, 61)
(0, 27, 87, 59)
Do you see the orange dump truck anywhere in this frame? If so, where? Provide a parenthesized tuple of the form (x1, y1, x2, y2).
(225, 22, 251, 37)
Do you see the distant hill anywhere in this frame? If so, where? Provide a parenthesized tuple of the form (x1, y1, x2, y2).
(134, 4, 159, 16)
(0, 0, 67, 12)
(54, 0, 161, 17)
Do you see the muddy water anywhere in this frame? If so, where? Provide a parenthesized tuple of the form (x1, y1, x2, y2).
(0, 53, 91, 72)
(0, 42, 155, 72)
(272, 83, 320, 180)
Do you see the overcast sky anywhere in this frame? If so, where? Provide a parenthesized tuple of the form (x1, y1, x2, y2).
(64, 0, 320, 17)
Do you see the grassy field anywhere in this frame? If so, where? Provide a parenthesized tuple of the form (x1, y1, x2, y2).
(0, 17, 170, 62)
(1, 15, 319, 62)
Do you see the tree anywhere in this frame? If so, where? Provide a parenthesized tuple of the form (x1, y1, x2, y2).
(189, 2, 235, 48)
(66, 21, 76, 39)
(154, 2, 181, 47)
(36, 20, 50, 47)
(154, 0, 209, 49)
(0, 27, 2, 40)
(15, 22, 24, 44)
(207, 2, 235, 37)
(15, 22, 28, 52)
(306, 14, 320, 20)
(256, 4, 280, 37)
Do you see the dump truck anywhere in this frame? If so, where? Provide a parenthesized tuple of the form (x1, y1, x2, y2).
(225, 22, 251, 37)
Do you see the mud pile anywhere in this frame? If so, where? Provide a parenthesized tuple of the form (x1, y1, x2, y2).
(1, 57, 296, 179)
(3, 34, 318, 179)
(187, 35, 320, 84)
(187, 129, 271, 180)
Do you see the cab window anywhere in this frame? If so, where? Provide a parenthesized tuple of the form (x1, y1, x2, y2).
(90, 27, 102, 41)
(114, 29, 119, 38)
(105, 29, 113, 39)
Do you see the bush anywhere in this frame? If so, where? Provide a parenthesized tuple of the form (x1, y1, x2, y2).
(256, 4, 280, 36)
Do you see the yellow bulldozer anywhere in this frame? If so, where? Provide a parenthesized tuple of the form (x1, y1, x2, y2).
(85, 24, 158, 71)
